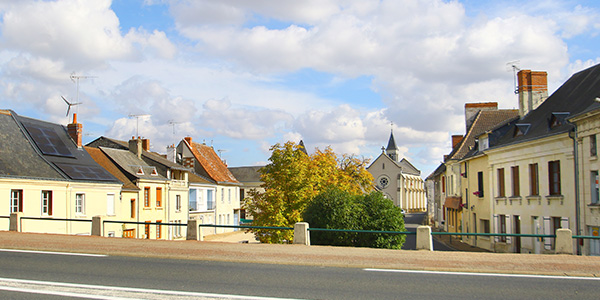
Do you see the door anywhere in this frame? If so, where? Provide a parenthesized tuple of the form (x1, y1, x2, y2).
(533, 216, 541, 254)
(513, 215, 521, 253)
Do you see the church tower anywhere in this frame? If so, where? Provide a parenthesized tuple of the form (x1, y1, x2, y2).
(386, 130, 399, 162)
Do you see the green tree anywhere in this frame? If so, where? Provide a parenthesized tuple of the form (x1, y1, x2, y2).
(303, 187, 406, 249)
(244, 141, 373, 243)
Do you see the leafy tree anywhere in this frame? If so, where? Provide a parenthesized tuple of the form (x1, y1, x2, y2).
(244, 141, 373, 243)
(303, 187, 406, 249)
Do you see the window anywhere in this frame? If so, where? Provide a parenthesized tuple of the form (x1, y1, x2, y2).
(156, 220, 162, 239)
(498, 214, 507, 242)
(75, 193, 85, 215)
(173, 220, 182, 238)
(481, 219, 490, 234)
(207, 189, 215, 210)
(441, 176, 445, 193)
(130, 199, 136, 218)
(379, 176, 390, 188)
(145, 221, 150, 239)
(591, 135, 598, 157)
(176, 195, 181, 212)
(107, 194, 115, 216)
(10, 190, 23, 213)
(221, 188, 224, 203)
(144, 187, 150, 207)
(548, 160, 561, 195)
(529, 163, 539, 196)
(477, 172, 484, 197)
(156, 187, 162, 207)
(41, 190, 53, 216)
(592, 171, 599, 204)
(228, 189, 231, 204)
(511, 166, 520, 197)
(497, 168, 505, 197)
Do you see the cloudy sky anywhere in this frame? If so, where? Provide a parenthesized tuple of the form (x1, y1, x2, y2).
(1, 0, 599, 176)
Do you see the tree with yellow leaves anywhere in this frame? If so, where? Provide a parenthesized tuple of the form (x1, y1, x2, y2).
(245, 141, 373, 243)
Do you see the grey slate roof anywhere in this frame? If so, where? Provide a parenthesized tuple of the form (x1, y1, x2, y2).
(386, 131, 398, 151)
(0, 110, 119, 184)
(228, 166, 264, 182)
(491, 63, 600, 149)
(99, 147, 168, 181)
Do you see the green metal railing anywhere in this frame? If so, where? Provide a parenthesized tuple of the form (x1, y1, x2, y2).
(308, 227, 413, 235)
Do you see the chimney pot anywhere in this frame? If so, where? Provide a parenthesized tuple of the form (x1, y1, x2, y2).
(67, 113, 82, 147)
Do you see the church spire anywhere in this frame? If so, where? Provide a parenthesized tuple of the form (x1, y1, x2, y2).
(386, 124, 399, 162)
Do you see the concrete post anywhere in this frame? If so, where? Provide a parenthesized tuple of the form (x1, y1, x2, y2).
(187, 219, 202, 241)
(555, 228, 573, 255)
(9, 212, 23, 232)
(293, 222, 310, 246)
(416, 226, 433, 251)
(91, 216, 104, 236)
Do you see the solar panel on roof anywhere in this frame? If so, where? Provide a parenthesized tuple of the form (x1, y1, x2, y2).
(22, 123, 74, 158)
(54, 162, 117, 182)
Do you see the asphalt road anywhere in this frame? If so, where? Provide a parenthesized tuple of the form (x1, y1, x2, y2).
(402, 212, 453, 251)
(1, 249, 598, 299)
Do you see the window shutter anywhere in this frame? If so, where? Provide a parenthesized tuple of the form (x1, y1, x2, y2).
(493, 214, 499, 243)
(505, 215, 512, 244)
(543, 216, 552, 250)
(49, 193, 53, 216)
(18, 192, 23, 213)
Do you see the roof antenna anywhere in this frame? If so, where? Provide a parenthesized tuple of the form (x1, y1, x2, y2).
(128, 114, 151, 137)
(168, 120, 182, 136)
(69, 72, 96, 115)
(506, 60, 521, 94)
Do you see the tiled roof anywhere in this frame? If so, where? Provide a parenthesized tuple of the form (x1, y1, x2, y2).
(85, 147, 139, 191)
(186, 140, 239, 184)
(447, 109, 519, 161)
(99, 147, 168, 181)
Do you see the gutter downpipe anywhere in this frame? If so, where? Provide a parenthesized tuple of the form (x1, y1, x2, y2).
(568, 125, 582, 255)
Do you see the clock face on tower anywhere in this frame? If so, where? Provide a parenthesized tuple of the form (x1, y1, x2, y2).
(379, 176, 389, 188)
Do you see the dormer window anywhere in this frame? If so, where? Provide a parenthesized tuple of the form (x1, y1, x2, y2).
(136, 166, 144, 175)
(514, 123, 531, 137)
(549, 112, 570, 129)
(150, 167, 158, 176)
(478, 137, 489, 151)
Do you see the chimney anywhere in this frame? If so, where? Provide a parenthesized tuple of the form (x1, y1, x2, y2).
(184, 136, 192, 145)
(128, 136, 142, 159)
(452, 135, 463, 149)
(67, 113, 83, 147)
(142, 138, 150, 151)
(465, 102, 498, 132)
(517, 70, 548, 118)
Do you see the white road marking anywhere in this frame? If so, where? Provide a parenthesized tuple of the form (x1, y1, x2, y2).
(364, 268, 600, 280)
(0, 248, 107, 257)
(0, 277, 303, 300)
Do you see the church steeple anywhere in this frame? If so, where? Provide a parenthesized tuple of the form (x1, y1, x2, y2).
(386, 126, 399, 162)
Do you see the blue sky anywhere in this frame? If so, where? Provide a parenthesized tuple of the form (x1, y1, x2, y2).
(1, 0, 599, 177)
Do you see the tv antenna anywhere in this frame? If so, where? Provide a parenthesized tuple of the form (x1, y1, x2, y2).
(70, 73, 97, 110)
(217, 149, 227, 158)
(506, 60, 520, 94)
(61, 95, 81, 117)
(168, 120, 182, 135)
(128, 114, 151, 137)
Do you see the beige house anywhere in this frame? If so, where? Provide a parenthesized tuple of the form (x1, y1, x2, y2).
(175, 137, 241, 234)
(367, 130, 426, 212)
(569, 101, 600, 256)
(1, 110, 122, 235)
(87, 136, 190, 240)
(228, 165, 265, 221)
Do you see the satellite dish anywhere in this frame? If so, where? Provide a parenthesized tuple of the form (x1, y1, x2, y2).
(61, 95, 82, 117)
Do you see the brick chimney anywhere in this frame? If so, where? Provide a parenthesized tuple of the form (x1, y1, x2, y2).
(67, 113, 83, 147)
(517, 70, 548, 118)
(142, 138, 150, 151)
(184, 136, 192, 145)
(452, 135, 463, 149)
(465, 102, 498, 132)
(128, 136, 143, 159)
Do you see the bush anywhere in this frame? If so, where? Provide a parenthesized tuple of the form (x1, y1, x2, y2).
(303, 187, 405, 249)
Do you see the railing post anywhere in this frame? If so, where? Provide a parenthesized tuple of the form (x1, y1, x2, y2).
(186, 219, 200, 241)
(416, 226, 433, 251)
(555, 228, 573, 255)
(9, 212, 23, 232)
(293, 222, 310, 246)
(91, 216, 104, 236)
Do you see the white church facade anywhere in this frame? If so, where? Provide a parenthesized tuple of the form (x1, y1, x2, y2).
(367, 131, 427, 213)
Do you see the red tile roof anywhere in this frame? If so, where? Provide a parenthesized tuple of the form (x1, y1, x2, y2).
(186, 140, 239, 184)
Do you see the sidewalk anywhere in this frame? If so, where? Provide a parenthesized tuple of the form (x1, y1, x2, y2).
(431, 229, 491, 252)
(1, 231, 600, 277)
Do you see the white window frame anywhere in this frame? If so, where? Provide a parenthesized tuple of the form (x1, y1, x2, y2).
(75, 193, 85, 215)
(10, 189, 23, 213)
(176, 194, 181, 212)
(41, 190, 52, 216)
(107, 194, 115, 216)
